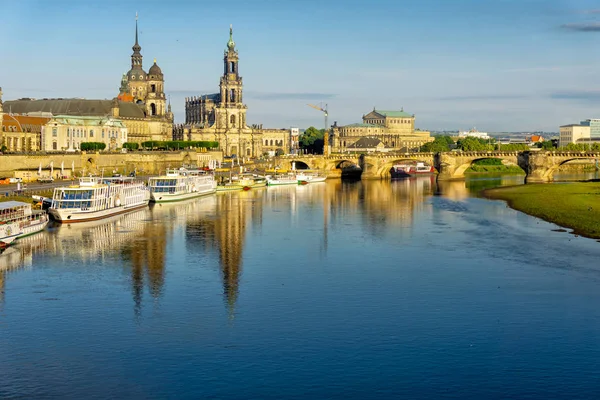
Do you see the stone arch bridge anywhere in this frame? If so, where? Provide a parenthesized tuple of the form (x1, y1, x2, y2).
(274, 151, 600, 182)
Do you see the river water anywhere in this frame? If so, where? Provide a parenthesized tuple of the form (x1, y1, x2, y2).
(1, 177, 599, 399)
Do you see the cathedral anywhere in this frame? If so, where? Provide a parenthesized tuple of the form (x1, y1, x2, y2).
(115, 14, 174, 142)
(178, 26, 290, 157)
(2, 15, 174, 147)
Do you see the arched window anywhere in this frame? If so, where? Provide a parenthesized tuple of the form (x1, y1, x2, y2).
(151, 103, 157, 116)
(270, 140, 273, 146)
(246, 148, 251, 156)
(230, 61, 236, 73)
(230, 89, 235, 103)
(230, 114, 236, 127)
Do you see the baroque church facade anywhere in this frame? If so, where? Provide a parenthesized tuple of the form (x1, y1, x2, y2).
(2, 15, 173, 149)
(178, 27, 290, 157)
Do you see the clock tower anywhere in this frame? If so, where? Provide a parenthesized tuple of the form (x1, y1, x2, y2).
(216, 25, 247, 130)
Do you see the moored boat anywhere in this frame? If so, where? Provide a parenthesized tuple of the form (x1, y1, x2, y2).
(390, 162, 435, 179)
(266, 173, 299, 186)
(295, 171, 327, 184)
(148, 168, 217, 202)
(218, 174, 267, 191)
(0, 201, 49, 248)
(48, 176, 150, 223)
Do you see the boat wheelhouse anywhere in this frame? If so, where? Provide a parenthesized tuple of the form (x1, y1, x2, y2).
(265, 173, 300, 186)
(148, 168, 217, 202)
(48, 176, 150, 223)
(0, 201, 49, 247)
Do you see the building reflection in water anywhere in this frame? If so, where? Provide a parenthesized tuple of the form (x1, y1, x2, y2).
(0, 178, 441, 313)
(187, 190, 264, 318)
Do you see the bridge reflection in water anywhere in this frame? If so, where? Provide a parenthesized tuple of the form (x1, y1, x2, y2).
(0, 177, 504, 314)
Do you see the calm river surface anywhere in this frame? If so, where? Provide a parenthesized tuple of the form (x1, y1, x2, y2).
(1, 177, 599, 399)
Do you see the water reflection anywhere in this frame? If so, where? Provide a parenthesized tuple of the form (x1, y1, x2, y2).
(2, 174, 593, 314)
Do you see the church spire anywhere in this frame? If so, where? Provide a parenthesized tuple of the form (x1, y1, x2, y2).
(131, 12, 142, 69)
(227, 24, 235, 50)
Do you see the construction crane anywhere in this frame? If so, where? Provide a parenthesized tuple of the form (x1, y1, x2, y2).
(307, 103, 330, 156)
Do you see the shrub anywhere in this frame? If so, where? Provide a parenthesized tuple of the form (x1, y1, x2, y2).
(80, 142, 106, 151)
(123, 142, 139, 150)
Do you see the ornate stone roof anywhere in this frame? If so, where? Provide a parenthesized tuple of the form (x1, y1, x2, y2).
(374, 109, 413, 118)
(4, 99, 146, 119)
(148, 59, 163, 77)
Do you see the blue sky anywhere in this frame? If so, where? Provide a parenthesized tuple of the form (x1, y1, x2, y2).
(2, 0, 600, 132)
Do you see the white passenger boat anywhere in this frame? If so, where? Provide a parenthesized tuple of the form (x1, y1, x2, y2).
(295, 171, 327, 184)
(48, 176, 150, 223)
(0, 201, 49, 248)
(148, 168, 217, 202)
(266, 174, 299, 186)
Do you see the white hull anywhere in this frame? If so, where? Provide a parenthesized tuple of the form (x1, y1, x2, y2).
(0, 203, 49, 246)
(296, 174, 326, 183)
(150, 186, 216, 202)
(0, 222, 21, 246)
(149, 169, 217, 203)
(48, 200, 149, 223)
(266, 177, 299, 186)
(19, 217, 49, 238)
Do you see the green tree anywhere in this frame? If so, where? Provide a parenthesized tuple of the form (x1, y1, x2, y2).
(457, 137, 493, 151)
(540, 141, 555, 150)
(299, 126, 324, 154)
(420, 135, 454, 152)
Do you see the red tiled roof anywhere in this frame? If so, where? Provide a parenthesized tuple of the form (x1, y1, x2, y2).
(1, 114, 50, 133)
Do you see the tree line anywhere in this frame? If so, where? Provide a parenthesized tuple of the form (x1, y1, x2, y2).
(78, 141, 220, 151)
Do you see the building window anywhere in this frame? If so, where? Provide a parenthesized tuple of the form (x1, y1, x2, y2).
(102, 130, 105, 138)
(53, 141, 57, 150)
(151, 103, 157, 116)
(230, 114, 236, 127)
(151, 84, 156, 93)
(52, 127, 57, 137)
(90, 130, 94, 138)
(270, 140, 273, 146)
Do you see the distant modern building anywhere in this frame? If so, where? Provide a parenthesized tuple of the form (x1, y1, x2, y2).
(579, 119, 600, 139)
(331, 108, 433, 152)
(559, 124, 590, 147)
(458, 128, 490, 139)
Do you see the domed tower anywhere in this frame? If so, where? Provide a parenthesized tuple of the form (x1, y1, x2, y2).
(127, 13, 147, 103)
(146, 59, 166, 117)
(219, 25, 247, 129)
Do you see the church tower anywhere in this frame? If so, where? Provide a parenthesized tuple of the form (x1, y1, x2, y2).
(217, 25, 247, 130)
(126, 13, 147, 103)
(146, 59, 166, 116)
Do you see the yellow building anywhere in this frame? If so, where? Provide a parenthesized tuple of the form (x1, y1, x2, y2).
(183, 27, 289, 157)
(41, 115, 128, 151)
(332, 108, 433, 152)
(559, 124, 591, 147)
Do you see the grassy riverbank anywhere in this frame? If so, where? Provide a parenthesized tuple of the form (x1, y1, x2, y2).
(483, 182, 600, 239)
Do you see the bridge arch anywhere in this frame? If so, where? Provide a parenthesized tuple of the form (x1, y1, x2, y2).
(541, 156, 599, 182)
(289, 160, 311, 170)
(376, 157, 436, 179)
(452, 156, 526, 178)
